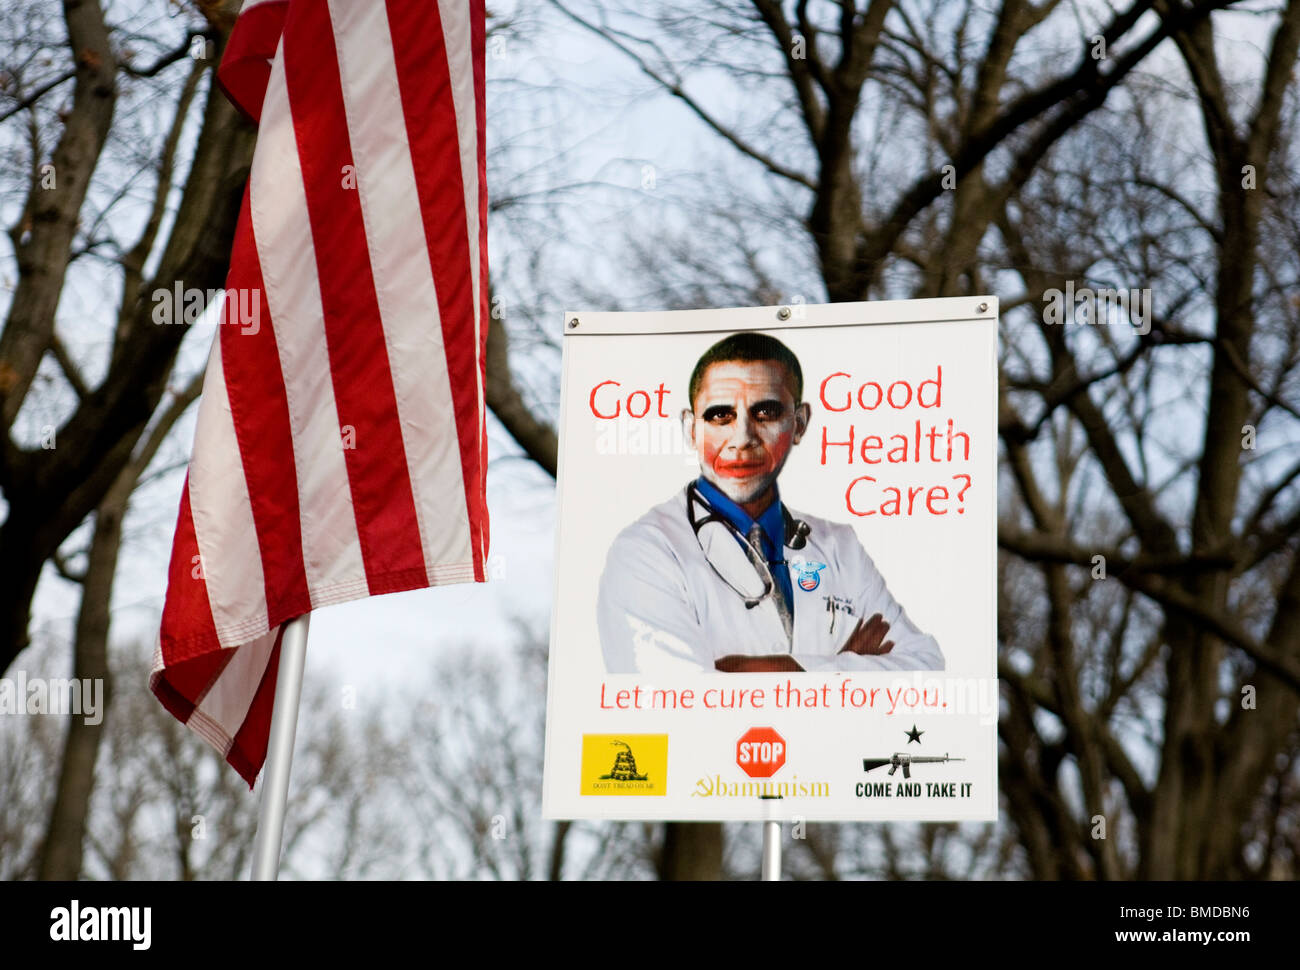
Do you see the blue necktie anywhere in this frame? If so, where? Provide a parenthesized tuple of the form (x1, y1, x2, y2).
(747, 523, 793, 643)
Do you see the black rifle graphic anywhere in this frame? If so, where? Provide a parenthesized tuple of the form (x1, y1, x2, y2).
(862, 753, 964, 779)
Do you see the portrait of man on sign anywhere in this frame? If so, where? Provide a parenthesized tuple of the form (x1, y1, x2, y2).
(596, 331, 944, 676)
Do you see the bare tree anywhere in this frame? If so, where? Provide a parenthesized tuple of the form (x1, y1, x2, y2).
(0, 637, 63, 879)
(476, 0, 1300, 879)
(995, 0, 1300, 878)
(0, 0, 253, 677)
(37, 370, 201, 878)
(5, 640, 407, 881)
(0, 0, 253, 880)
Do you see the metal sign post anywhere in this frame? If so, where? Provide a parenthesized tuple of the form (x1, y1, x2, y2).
(761, 820, 781, 880)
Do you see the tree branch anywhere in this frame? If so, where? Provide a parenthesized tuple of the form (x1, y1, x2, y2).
(119, 30, 212, 79)
(485, 314, 557, 478)
(1000, 528, 1300, 689)
(1245, 0, 1300, 169)
(48, 334, 90, 400)
(854, 0, 1242, 292)
(121, 54, 207, 307)
(547, 0, 816, 189)
(51, 550, 86, 585)
(0, 0, 116, 427)
(752, 0, 827, 141)
(0, 69, 76, 124)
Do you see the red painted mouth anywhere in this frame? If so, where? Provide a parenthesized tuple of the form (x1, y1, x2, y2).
(715, 459, 768, 478)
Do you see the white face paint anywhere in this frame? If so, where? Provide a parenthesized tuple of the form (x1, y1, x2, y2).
(684, 360, 810, 516)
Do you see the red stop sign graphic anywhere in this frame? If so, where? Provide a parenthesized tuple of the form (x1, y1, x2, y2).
(736, 727, 787, 778)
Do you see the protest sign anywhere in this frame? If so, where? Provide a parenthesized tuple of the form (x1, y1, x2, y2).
(542, 298, 997, 821)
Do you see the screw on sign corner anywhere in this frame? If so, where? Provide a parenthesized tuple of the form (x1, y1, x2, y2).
(736, 727, 787, 778)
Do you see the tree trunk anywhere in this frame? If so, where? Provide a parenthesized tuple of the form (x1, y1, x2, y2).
(658, 822, 723, 880)
(36, 488, 126, 879)
(35, 364, 203, 880)
(547, 820, 571, 880)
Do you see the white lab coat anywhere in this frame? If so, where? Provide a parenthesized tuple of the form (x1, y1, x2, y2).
(597, 487, 944, 675)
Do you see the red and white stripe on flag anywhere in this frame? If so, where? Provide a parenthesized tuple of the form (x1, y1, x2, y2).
(151, 0, 489, 787)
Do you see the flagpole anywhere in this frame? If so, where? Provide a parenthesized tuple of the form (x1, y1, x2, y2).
(250, 613, 311, 880)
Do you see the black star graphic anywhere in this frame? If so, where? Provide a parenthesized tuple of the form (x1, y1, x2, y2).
(905, 724, 924, 744)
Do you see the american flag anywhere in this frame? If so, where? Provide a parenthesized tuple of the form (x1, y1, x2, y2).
(151, 0, 489, 786)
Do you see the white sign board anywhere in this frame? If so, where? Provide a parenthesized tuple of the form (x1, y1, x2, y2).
(542, 298, 998, 821)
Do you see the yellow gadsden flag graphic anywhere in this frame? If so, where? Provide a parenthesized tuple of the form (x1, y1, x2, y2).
(580, 735, 669, 796)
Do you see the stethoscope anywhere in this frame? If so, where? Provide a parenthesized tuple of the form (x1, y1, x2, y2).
(684, 481, 811, 611)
